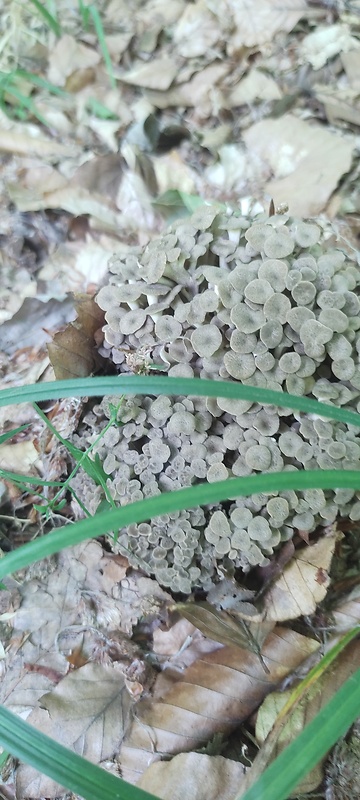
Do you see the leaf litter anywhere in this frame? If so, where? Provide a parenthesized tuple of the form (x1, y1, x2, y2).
(1, 0, 360, 798)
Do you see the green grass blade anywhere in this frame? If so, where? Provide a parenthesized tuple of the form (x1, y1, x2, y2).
(1, 377, 360, 428)
(237, 666, 360, 800)
(0, 469, 64, 487)
(28, 0, 61, 36)
(0, 425, 29, 445)
(0, 706, 157, 800)
(87, 5, 116, 89)
(0, 470, 359, 580)
(15, 69, 68, 96)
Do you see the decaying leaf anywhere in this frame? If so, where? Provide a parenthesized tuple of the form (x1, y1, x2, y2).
(15, 663, 132, 799)
(264, 533, 339, 622)
(120, 57, 178, 90)
(242, 114, 355, 216)
(118, 627, 319, 784)
(138, 752, 246, 800)
(251, 640, 360, 796)
(176, 601, 274, 667)
(332, 585, 360, 633)
(47, 293, 104, 379)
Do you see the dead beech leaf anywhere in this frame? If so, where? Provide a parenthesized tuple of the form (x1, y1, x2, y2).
(332, 585, 360, 633)
(0, 440, 42, 476)
(242, 114, 355, 216)
(226, 68, 282, 107)
(118, 627, 319, 784)
(252, 640, 360, 796)
(229, 0, 307, 50)
(47, 325, 95, 379)
(0, 130, 79, 160)
(120, 57, 178, 90)
(300, 23, 359, 70)
(48, 34, 101, 86)
(138, 752, 246, 800)
(15, 663, 132, 799)
(47, 294, 104, 379)
(177, 601, 274, 665)
(264, 533, 339, 622)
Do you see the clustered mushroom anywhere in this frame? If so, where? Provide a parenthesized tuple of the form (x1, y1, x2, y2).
(71, 205, 360, 592)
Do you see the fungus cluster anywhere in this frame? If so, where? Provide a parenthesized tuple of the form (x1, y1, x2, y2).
(72, 206, 360, 592)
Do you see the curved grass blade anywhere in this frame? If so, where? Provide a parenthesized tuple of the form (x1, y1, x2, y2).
(0, 470, 359, 580)
(1, 376, 360, 428)
(0, 706, 157, 800)
(28, 0, 61, 36)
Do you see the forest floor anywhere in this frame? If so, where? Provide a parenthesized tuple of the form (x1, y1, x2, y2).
(1, 2, 360, 799)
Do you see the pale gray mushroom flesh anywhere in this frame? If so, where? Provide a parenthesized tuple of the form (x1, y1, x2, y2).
(71, 206, 360, 594)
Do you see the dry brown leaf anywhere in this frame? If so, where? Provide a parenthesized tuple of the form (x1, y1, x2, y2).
(342, 49, 360, 89)
(47, 293, 104, 379)
(146, 62, 230, 116)
(0, 297, 75, 355)
(229, 0, 307, 50)
(251, 640, 360, 796)
(314, 86, 360, 128)
(12, 542, 129, 653)
(332, 586, 360, 633)
(264, 533, 338, 622)
(70, 154, 125, 200)
(118, 627, 319, 784)
(176, 601, 274, 664)
(138, 752, 246, 800)
(226, 68, 282, 106)
(0, 640, 68, 716)
(0, 130, 79, 160)
(48, 35, 101, 86)
(242, 114, 355, 216)
(120, 58, 178, 90)
(0, 441, 42, 476)
(300, 23, 359, 70)
(152, 618, 223, 672)
(173, 1, 224, 58)
(47, 325, 96, 379)
(15, 663, 132, 799)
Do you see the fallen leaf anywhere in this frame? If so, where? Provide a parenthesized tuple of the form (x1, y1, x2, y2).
(47, 294, 104, 379)
(0, 297, 75, 355)
(138, 752, 246, 800)
(48, 35, 101, 86)
(15, 663, 132, 799)
(300, 23, 360, 70)
(118, 628, 319, 784)
(342, 49, 360, 89)
(120, 58, 178, 91)
(229, 0, 307, 50)
(173, 1, 224, 58)
(242, 114, 355, 216)
(0, 441, 42, 476)
(177, 601, 274, 665)
(264, 533, 339, 622)
(252, 640, 360, 796)
(0, 130, 80, 160)
(226, 68, 282, 106)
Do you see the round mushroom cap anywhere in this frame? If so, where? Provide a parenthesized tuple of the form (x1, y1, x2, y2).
(191, 325, 222, 357)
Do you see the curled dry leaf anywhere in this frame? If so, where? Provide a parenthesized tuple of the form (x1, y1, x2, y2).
(118, 627, 319, 784)
(264, 532, 339, 622)
(176, 601, 274, 668)
(47, 293, 104, 379)
(138, 752, 246, 800)
(252, 640, 360, 796)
